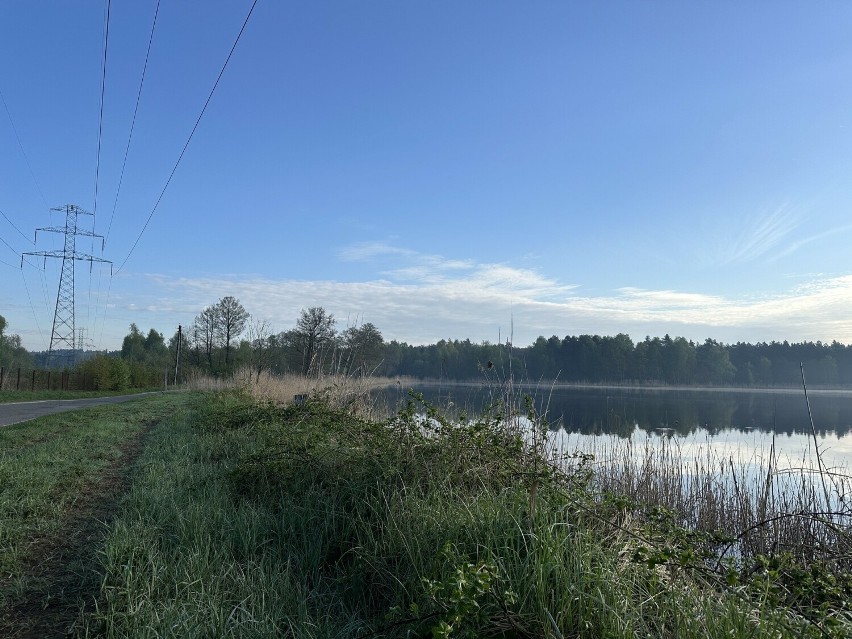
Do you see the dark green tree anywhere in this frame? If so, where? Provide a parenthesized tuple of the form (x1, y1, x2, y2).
(0, 315, 31, 374)
(121, 324, 146, 362)
(341, 322, 384, 373)
(696, 338, 736, 385)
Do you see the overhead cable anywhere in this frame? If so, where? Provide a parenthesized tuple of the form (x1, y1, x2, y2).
(21, 270, 47, 348)
(1, 234, 20, 256)
(93, 0, 112, 219)
(105, 0, 160, 246)
(0, 88, 49, 209)
(0, 207, 33, 245)
(116, 0, 260, 274)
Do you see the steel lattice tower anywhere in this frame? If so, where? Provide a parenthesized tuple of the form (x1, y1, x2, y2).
(23, 204, 112, 367)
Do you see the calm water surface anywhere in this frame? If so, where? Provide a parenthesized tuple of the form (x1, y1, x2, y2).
(390, 384, 852, 472)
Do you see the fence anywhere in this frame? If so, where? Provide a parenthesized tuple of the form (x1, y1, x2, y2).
(0, 367, 95, 392)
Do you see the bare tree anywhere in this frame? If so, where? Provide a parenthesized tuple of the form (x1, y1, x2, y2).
(294, 306, 336, 376)
(192, 305, 218, 369)
(215, 296, 249, 366)
(246, 316, 273, 382)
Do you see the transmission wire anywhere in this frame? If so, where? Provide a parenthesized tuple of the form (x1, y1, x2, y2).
(21, 269, 47, 349)
(86, 0, 112, 349)
(0, 87, 49, 209)
(93, 0, 111, 220)
(105, 0, 160, 246)
(116, 0, 260, 274)
(95, 0, 161, 345)
(0, 207, 33, 245)
(0, 234, 19, 256)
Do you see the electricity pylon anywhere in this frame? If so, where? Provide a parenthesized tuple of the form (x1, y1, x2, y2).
(22, 204, 112, 367)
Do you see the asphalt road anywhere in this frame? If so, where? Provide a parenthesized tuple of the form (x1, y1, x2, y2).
(0, 393, 159, 428)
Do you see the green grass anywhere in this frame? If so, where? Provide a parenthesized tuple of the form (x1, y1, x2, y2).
(0, 387, 160, 404)
(0, 393, 192, 604)
(75, 391, 847, 638)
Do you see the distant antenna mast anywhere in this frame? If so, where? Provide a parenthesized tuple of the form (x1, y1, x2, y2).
(22, 204, 112, 368)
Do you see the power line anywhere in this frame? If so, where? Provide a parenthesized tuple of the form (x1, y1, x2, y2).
(97, 0, 162, 345)
(10, 210, 53, 316)
(22, 254, 55, 321)
(87, 0, 113, 350)
(116, 0, 260, 274)
(0, 87, 49, 209)
(95, 268, 114, 347)
(93, 0, 112, 219)
(0, 207, 34, 245)
(0, 234, 19, 256)
(105, 0, 160, 246)
(20, 269, 47, 349)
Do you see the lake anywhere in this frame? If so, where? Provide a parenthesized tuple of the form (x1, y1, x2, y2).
(388, 383, 852, 474)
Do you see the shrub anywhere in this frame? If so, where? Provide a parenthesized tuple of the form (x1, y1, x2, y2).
(76, 354, 130, 391)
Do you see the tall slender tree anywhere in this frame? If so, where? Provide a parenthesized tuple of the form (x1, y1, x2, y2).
(215, 296, 249, 366)
(192, 305, 218, 370)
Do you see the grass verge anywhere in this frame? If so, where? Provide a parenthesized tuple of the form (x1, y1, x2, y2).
(0, 388, 160, 404)
(0, 393, 193, 636)
(78, 391, 849, 638)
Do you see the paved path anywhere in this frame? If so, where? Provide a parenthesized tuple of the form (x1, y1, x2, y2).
(0, 393, 158, 427)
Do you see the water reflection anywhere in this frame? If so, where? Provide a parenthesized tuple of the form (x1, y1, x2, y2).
(381, 383, 852, 504)
(398, 384, 852, 439)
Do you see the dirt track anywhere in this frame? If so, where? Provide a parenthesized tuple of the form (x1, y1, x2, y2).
(0, 420, 156, 638)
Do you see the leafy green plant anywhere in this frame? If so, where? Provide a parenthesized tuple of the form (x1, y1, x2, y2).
(418, 544, 518, 639)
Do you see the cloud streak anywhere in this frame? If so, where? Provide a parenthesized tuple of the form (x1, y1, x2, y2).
(769, 222, 852, 262)
(717, 203, 803, 264)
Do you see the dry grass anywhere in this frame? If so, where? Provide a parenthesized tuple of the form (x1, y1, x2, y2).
(552, 432, 852, 567)
(185, 368, 413, 419)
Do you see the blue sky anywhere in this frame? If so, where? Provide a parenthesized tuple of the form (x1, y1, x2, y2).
(2, 1, 852, 351)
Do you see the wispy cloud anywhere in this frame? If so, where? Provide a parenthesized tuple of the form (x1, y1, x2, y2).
(338, 241, 416, 261)
(337, 242, 570, 297)
(769, 222, 852, 262)
(133, 251, 852, 347)
(717, 202, 803, 264)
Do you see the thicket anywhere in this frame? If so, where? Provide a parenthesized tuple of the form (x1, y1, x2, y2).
(67, 324, 171, 391)
(0, 314, 32, 373)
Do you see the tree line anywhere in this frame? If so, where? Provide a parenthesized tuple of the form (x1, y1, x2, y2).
(177, 300, 852, 387)
(5, 302, 852, 389)
(381, 333, 852, 387)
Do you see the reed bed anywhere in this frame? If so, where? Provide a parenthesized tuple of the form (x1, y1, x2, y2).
(185, 368, 412, 419)
(551, 430, 852, 569)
